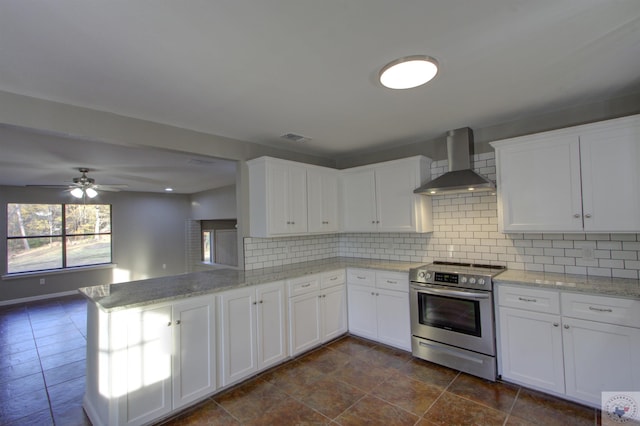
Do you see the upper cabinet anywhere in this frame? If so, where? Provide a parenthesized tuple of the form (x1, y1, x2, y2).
(491, 114, 640, 233)
(248, 157, 311, 237)
(307, 166, 339, 234)
(341, 156, 433, 233)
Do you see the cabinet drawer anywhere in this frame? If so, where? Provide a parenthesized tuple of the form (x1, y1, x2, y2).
(561, 292, 640, 328)
(497, 284, 560, 314)
(287, 274, 320, 297)
(376, 271, 409, 292)
(347, 268, 376, 287)
(321, 269, 346, 288)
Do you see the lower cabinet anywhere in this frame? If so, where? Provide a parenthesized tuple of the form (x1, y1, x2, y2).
(83, 294, 216, 426)
(498, 306, 565, 394)
(347, 268, 411, 351)
(497, 284, 640, 407)
(288, 270, 348, 356)
(218, 281, 287, 387)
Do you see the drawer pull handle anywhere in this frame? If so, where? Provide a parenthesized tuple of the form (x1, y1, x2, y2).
(357, 276, 366, 280)
(588, 306, 613, 313)
(386, 280, 397, 284)
(518, 297, 537, 303)
(301, 283, 311, 288)
(330, 277, 338, 281)
(553, 323, 559, 327)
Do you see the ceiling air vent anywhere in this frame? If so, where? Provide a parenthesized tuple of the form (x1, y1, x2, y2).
(280, 133, 310, 143)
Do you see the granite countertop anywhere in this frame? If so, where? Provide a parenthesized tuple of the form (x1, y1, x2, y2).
(494, 269, 640, 300)
(79, 257, 424, 312)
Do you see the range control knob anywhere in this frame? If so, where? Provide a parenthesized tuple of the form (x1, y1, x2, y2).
(478, 278, 486, 286)
(418, 271, 425, 279)
(425, 272, 432, 280)
(460, 276, 468, 284)
(469, 277, 477, 284)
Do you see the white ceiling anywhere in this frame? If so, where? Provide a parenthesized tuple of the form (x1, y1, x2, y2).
(0, 1, 639, 192)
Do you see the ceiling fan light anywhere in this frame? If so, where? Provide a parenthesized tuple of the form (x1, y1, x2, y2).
(71, 188, 84, 198)
(85, 187, 98, 198)
(379, 55, 439, 89)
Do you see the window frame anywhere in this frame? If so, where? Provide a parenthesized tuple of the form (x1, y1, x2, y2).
(6, 203, 113, 275)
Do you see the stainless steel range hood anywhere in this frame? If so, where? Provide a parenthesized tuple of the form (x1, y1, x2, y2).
(414, 127, 495, 195)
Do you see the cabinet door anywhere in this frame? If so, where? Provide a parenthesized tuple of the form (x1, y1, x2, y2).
(498, 307, 565, 394)
(172, 296, 216, 410)
(346, 284, 378, 340)
(288, 164, 308, 234)
(341, 169, 377, 232)
(256, 282, 287, 370)
(580, 124, 640, 232)
(219, 288, 257, 386)
(563, 318, 640, 407)
(266, 164, 292, 235)
(123, 305, 173, 426)
(496, 135, 583, 232)
(376, 288, 411, 351)
(308, 167, 339, 233)
(321, 284, 348, 342)
(289, 291, 322, 356)
(375, 161, 417, 232)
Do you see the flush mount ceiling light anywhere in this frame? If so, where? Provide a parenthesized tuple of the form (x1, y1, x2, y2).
(379, 55, 439, 89)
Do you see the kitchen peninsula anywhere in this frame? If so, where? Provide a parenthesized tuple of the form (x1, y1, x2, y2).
(79, 257, 421, 426)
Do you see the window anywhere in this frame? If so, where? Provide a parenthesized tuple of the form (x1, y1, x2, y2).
(7, 203, 112, 274)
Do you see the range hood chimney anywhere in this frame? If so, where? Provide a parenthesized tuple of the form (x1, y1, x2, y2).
(414, 127, 495, 195)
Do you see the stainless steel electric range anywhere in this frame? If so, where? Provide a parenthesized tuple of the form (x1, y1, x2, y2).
(409, 261, 506, 381)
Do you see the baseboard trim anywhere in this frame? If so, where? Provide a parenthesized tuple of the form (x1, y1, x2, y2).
(0, 290, 80, 306)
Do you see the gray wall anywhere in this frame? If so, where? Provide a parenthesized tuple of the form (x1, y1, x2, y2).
(190, 185, 237, 220)
(334, 92, 640, 169)
(0, 186, 191, 302)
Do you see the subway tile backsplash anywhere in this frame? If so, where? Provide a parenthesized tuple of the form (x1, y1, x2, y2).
(244, 153, 640, 278)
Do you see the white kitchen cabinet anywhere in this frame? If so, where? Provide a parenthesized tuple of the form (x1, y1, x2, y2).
(497, 283, 640, 408)
(218, 281, 287, 387)
(248, 157, 308, 237)
(491, 114, 640, 232)
(347, 269, 411, 351)
(561, 292, 640, 406)
(307, 166, 339, 233)
(171, 297, 217, 410)
(340, 156, 433, 233)
(498, 306, 565, 395)
(288, 270, 347, 356)
(84, 294, 216, 426)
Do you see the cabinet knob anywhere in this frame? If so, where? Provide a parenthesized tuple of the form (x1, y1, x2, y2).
(253, 301, 257, 305)
(573, 214, 580, 218)
(376, 220, 380, 224)
(176, 320, 181, 325)
(371, 220, 376, 224)
(564, 324, 570, 329)
(584, 214, 592, 219)
(259, 300, 263, 304)
(371, 292, 375, 296)
(376, 292, 379, 296)
(167, 321, 172, 326)
(291, 221, 295, 225)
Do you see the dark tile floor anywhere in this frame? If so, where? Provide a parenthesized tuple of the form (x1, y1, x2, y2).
(0, 294, 90, 426)
(1, 295, 600, 426)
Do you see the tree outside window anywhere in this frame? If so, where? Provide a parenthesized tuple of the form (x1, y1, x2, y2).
(7, 203, 112, 274)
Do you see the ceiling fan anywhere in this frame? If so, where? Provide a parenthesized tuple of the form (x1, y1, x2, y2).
(28, 168, 128, 198)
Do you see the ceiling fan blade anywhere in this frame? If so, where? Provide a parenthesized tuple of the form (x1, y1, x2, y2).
(25, 184, 74, 189)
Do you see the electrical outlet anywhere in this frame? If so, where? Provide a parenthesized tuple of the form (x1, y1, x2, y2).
(582, 247, 595, 261)
(39, 278, 45, 285)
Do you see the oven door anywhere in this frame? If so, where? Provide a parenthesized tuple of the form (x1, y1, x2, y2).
(409, 283, 495, 356)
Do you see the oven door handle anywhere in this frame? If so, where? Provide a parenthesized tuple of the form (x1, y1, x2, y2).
(414, 286, 490, 300)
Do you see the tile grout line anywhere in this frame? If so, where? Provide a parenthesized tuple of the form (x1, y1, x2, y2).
(28, 305, 57, 425)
